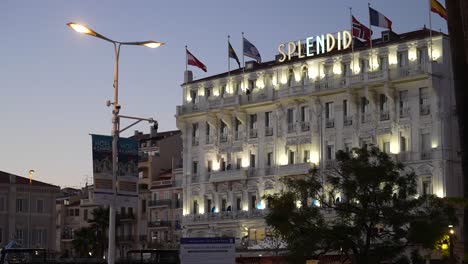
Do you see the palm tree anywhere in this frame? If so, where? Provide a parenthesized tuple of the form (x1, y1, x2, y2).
(72, 227, 96, 257)
(88, 207, 110, 258)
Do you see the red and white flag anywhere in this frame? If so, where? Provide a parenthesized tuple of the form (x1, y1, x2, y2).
(186, 49, 207, 72)
(352, 16, 372, 42)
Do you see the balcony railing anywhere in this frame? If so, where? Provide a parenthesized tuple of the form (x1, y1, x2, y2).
(265, 127, 274, 136)
(148, 220, 172, 228)
(277, 163, 312, 176)
(287, 123, 296, 133)
(361, 113, 372, 123)
(325, 159, 337, 169)
(263, 166, 276, 176)
(300, 122, 310, 132)
(183, 209, 268, 224)
(400, 107, 410, 118)
(420, 104, 430, 116)
(210, 169, 247, 183)
(220, 133, 228, 143)
(151, 179, 174, 189)
(421, 150, 432, 160)
(325, 118, 335, 128)
(380, 110, 390, 121)
(148, 199, 172, 208)
(398, 151, 411, 162)
(249, 129, 258, 139)
(343, 116, 352, 126)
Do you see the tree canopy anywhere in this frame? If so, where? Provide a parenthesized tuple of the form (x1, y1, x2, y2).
(264, 146, 457, 264)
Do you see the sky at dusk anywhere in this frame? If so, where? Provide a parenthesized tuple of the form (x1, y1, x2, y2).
(1, 0, 447, 188)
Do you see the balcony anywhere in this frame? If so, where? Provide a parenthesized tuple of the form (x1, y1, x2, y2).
(325, 118, 335, 128)
(380, 110, 390, 121)
(265, 127, 274, 136)
(148, 199, 172, 208)
(398, 151, 411, 162)
(367, 70, 385, 80)
(234, 131, 243, 141)
(249, 129, 258, 139)
(222, 95, 240, 107)
(421, 150, 432, 160)
(210, 169, 247, 183)
(183, 209, 268, 224)
(117, 212, 135, 221)
(116, 235, 135, 243)
(191, 175, 199, 183)
(361, 113, 372, 123)
(151, 179, 174, 189)
(400, 107, 410, 118)
(287, 123, 296, 133)
(205, 135, 214, 145)
(277, 163, 312, 176)
(420, 104, 430, 116)
(220, 133, 228, 143)
(300, 122, 310, 132)
(148, 220, 172, 228)
(343, 116, 352, 126)
(325, 160, 337, 169)
(263, 166, 276, 176)
(396, 63, 429, 78)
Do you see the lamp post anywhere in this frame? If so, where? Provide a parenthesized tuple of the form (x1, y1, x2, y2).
(67, 22, 163, 264)
(28, 169, 34, 248)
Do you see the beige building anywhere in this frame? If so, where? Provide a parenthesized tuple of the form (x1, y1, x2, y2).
(0, 170, 59, 249)
(176, 29, 462, 249)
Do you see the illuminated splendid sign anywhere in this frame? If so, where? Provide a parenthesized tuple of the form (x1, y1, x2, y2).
(278, 30, 352, 62)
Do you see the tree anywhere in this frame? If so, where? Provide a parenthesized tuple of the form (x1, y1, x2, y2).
(265, 146, 457, 264)
(88, 207, 110, 258)
(72, 227, 96, 257)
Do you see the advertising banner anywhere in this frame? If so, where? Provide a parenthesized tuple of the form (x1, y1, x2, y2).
(180, 237, 235, 264)
(91, 134, 139, 207)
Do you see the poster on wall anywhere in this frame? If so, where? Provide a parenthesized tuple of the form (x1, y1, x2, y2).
(91, 134, 139, 207)
(180, 237, 235, 264)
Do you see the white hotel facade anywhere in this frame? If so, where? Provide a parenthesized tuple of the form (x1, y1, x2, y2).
(176, 29, 462, 245)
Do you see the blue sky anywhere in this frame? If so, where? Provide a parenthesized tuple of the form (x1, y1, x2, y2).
(1, 0, 447, 188)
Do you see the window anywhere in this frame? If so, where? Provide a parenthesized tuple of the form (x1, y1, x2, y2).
(326, 145, 335, 160)
(248, 80, 255, 93)
(142, 199, 147, 213)
(250, 154, 256, 168)
(164, 192, 170, 200)
(359, 59, 366, 73)
(175, 193, 181, 208)
(343, 100, 348, 117)
(15, 228, 24, 241)
(288, 151, 295, 165)
(206, 199, 212, 213)
(265, 111, 272, 127)
(192, 161, 198, 175)
(221, 199, 227, 212)
(419, 87, 430, 115)
(267, 152, 273, 167)
(380, 94, 389, 120)
(302, 66, 308, 84)
(421, 133, 431, 159)
(128, 207, 133, 216)
(400, 135, 408, 152)
(399, 90, 409, 117)
(342, 63, 349, 77)
(153, 192, 159, 201)
(301, 106, 309, 122)
(235, 118, 241, 139)
(234, 82, 240, 95)
(236, 198, 242, 211)
(220, 158, 226, 171)
(220, 84, 226, 98)
(16, 199, 24, 213)
(192, 123, 199, 145)
(398, 51, 407, 67)
(193, 200, 199, 214)
(205, 87, 211, 98)
(0, 197, 4, 211)
(325, 102, 334, 119)
(207, 160, 212, 173)
(361, 97, 369, 114)
(249, 114, 258, 138)
(251, 195, 257, 210)
(417, 47, 428, 64)
(344, 143, 352, 153)
(287, 108, 295, 124)
(236, 158, 242, 170)
(383, 142, 390, 153)
(220, 121, 228, 142)
(287, 68, 294, 87)
(190, 90, 197, 104)
(37, 200, 44, 214)
(422, 180, 432, 195)
(303, 150, 310, 163)
(205, 122, 211, 143)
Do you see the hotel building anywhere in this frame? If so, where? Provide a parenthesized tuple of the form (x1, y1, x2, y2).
(176, 28, 462, 247)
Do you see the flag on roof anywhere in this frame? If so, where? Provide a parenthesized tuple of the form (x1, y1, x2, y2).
(352, 16, 372, 42)
(243, 37, 262, 63)
(369, 6, 393, 29)
(186, 49, 207, 72)
(228, 40, 240, 68)
(431, 0, 448, 20)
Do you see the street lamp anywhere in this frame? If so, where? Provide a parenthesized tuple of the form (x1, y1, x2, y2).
(67, 22, 163, 264)
(448, 224, 455, 264)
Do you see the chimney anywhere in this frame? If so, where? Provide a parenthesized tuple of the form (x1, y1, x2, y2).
(184, 70, 193, 83)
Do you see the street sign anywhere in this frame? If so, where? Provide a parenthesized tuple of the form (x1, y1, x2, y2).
(180, 237, 235, 264)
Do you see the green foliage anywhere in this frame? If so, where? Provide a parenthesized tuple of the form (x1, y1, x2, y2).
(264, 146, 457, 264)
(72, 227, 96, 257)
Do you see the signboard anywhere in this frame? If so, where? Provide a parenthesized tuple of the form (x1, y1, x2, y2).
(180, 237, 235, 264)
(91, 134, 139, 207)
(277, 30, 352, 62)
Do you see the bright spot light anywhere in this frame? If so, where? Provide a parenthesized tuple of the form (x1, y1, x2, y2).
(143, 42, 163, 48)
(69, 23, 92, 34)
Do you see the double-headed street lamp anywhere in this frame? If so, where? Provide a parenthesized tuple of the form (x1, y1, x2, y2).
(67, 22, 164, 264)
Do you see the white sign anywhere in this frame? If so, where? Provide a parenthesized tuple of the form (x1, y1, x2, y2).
(277, 30, 352, 62)
(180, 237, 235, 264)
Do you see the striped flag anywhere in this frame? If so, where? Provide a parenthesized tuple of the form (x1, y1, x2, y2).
(186, 49, 207, 72)
(228, 40, 240, 68)
(352, 16, 372, 42)
(369, 7, 393, 30)
(430, 0, 448, 20)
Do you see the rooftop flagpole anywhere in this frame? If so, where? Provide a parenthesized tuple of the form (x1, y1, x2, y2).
(428, 0, 433, 61)
(185, 45, 188, 72)
(350, 7, 355, 74)
(228, 35, 231, 79)
(368, 2, 374, 72)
